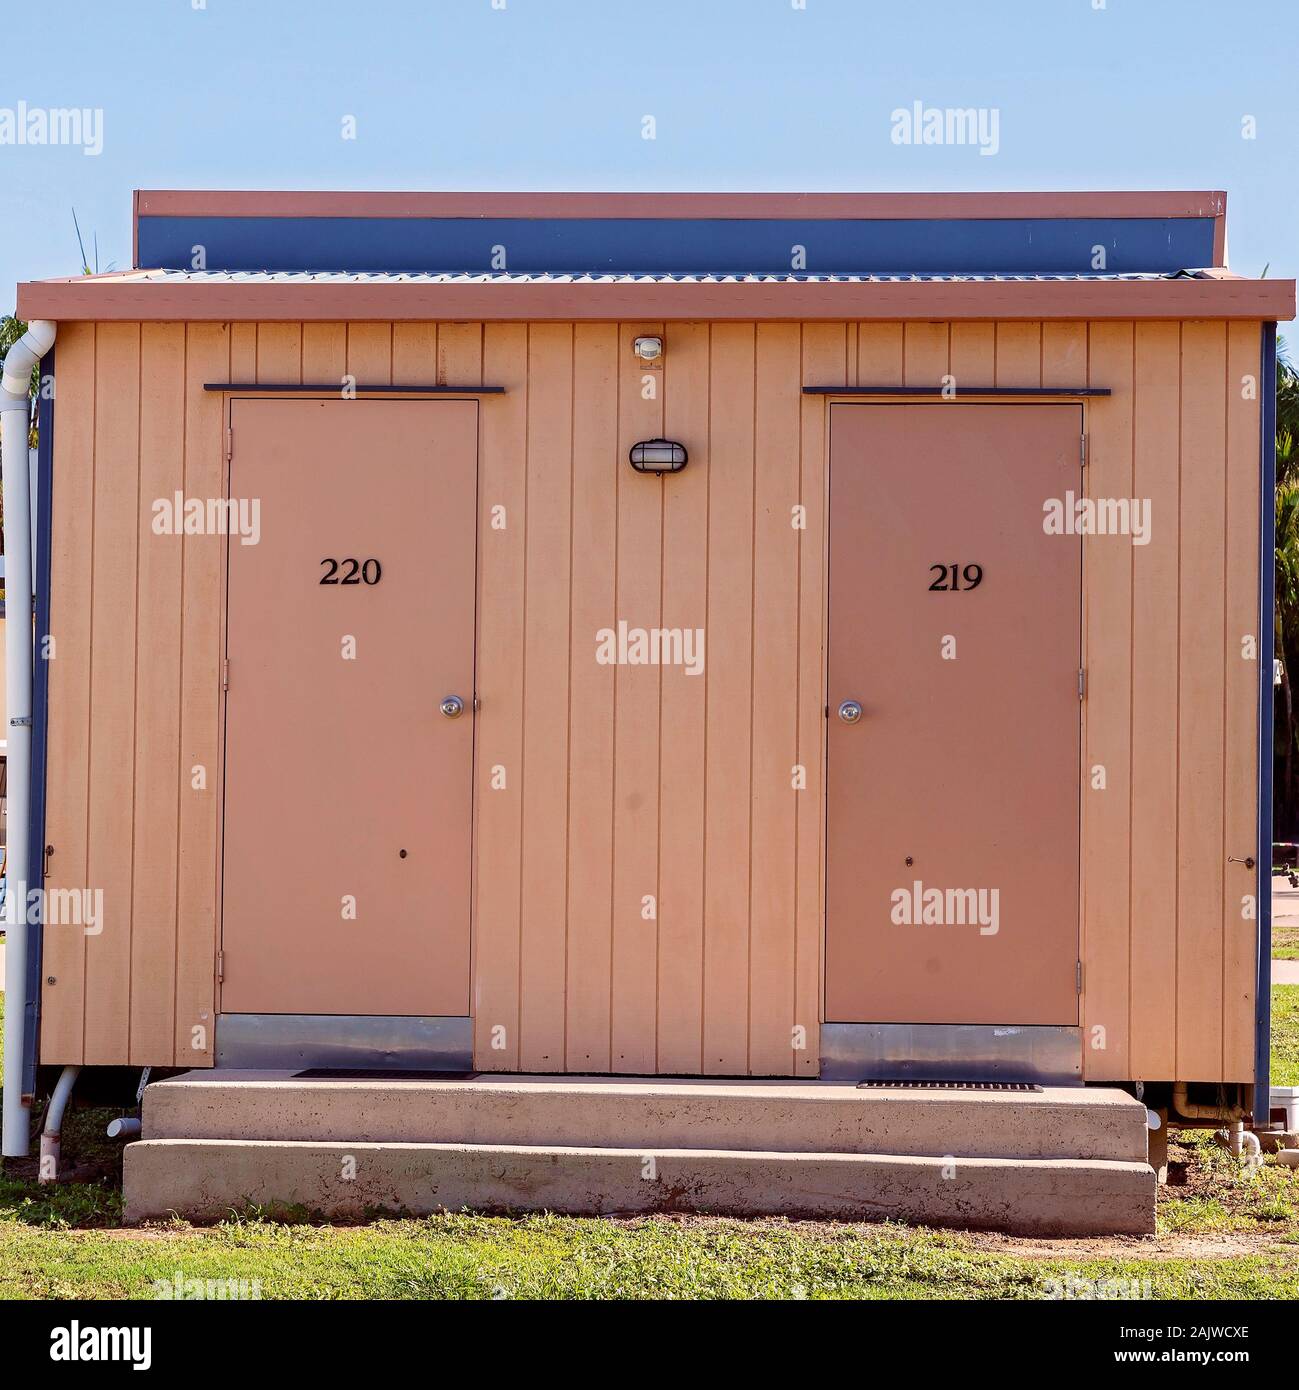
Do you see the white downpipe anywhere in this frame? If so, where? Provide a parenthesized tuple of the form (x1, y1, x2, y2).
(37, 1063, 79, 1182)
(1, 318, 55, 1158)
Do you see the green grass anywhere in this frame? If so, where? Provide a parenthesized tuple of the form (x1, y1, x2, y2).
(0, 1212, 1296, 1301)
(1273, 925, 1299, 961)
(0, 993, 124, 1227)
(1274, 984, 1299, 1085)
(1, 990, 1298, 1300)
(1162, 1128, 1299, 1232)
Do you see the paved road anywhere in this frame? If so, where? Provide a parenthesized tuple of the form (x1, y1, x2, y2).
(1274, 878, 1299, 924)
(1271, 879, 1299, 982)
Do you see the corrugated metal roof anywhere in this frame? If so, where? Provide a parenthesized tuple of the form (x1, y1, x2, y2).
(101, 267, 1185, 286)
(29, 263, 1288, 325)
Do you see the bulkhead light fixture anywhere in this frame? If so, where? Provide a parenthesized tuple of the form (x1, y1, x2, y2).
(633, 335, 663, 362)
(629, 438, 688, 474)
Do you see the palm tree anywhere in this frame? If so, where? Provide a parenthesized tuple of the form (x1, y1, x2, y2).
(1275, 340, 1299, 836)
(0, 314, 39, 438)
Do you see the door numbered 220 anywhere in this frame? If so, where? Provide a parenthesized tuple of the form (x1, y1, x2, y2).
(319, 557, 383, 585)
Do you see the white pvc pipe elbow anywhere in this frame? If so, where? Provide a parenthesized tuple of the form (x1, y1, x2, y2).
(37, 1063, 80, 1183)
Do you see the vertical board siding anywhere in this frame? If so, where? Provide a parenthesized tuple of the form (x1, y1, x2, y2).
(1128, 322, 1182, 1080)
(564, 325, 618, 1071)
(518, 323, 574, 1070)
(392, 323, 437, 387)
(229, 324, 256, 385)
(857, 323, 903, 387)
(345, 324, 392, 385)
(702, 324, 756, 1072)
(749, 323, 802, 1073)
(82, 323, 141, 1065)
(995, 323, 1042, 386)
(949, 323, 996, 387)
(795, 324, 844, 1075)
(657, 323, 710, 1073)
(255, 324, 301, 384)
(39, 319, 1262, 1084)
(40, 322, 96, 1062)
(902, 322, 949, 387)
(1082, 323, 1135, 1080)
(1222, 322, 1262, 1078)
(128, 324, 186, 1063)
(609, 322, 665, 1072)
(1175, 323, 1229, 1079)
(472, 324, 529, 1070)
(301, 323, 346, 383)
(173, 323, 227, 1063)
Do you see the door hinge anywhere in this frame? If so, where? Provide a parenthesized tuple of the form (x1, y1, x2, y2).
(225, 426, 233, 462)
(216, 950, 224, 983)
(1076, 960, 1083, 994)
(1080, 432, 1088, 468)
(1078, 667, 1087, 699)
(221, 658, 229, 692)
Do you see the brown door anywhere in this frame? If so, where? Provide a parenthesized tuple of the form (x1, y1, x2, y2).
(825, 403, 1081, 1026)
(221, 399, 477, 1017)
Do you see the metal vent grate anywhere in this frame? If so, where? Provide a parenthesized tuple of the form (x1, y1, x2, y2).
(294, 1069, 479, 1081)
(856, 1080, 1042, 1092)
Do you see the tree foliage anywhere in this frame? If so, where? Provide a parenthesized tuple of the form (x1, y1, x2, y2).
(1275, 340, 1299, 836)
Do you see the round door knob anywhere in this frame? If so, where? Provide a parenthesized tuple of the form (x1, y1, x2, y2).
(838, 700, 863, 724)
(440, 695, 465, 718)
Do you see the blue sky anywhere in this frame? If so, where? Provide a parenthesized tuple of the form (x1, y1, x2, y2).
(2, 0, 1295, 298)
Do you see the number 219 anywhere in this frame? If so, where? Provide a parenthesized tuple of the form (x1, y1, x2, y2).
(928, 563, 982, 591)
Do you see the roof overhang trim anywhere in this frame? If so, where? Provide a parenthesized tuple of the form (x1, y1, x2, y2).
(17, 272, 1295, 323)
(135, 190, 1228, 220)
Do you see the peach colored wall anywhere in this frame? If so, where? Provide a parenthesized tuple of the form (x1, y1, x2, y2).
(38, 319, 1262, 1083)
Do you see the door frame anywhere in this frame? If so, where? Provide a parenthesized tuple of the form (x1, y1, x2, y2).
(213, 392, 483, 1071)
(818, 397, 1088, 1084)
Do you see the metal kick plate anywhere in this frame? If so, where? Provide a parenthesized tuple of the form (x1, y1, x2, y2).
(820, 1023, 1083, 1086)
(216, 1013, 473, 1073)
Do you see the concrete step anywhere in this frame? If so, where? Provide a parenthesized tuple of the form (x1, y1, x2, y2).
(122, 1138, 1155, 1235)
(142, 1072, 1150, 1163)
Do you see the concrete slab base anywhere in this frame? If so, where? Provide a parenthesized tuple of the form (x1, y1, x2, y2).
(125, 1072, 1158, 1234)
(123, 1138, 1156, 1236)
(142, 1072, 1150, 1162)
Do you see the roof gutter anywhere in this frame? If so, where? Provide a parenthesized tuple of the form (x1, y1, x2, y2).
(1, 317, 55, 1158)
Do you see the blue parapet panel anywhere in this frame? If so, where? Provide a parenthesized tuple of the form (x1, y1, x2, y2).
(138, 215, 1218, 276)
